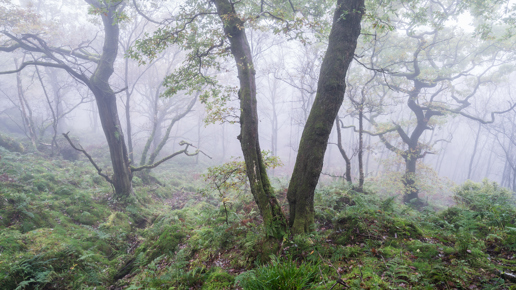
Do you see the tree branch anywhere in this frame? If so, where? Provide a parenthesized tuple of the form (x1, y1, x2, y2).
(132, 0, 162, 25)
(341, 124, 397, 136)
(62, 132, 113, 184)
(131, 141, 211, 172)
(443, 102, 516, 124)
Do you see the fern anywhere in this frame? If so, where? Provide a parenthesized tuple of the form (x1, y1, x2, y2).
(384, 256, 410, 284)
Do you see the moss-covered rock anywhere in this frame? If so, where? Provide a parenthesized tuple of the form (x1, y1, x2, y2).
(0, 133, 24, 153)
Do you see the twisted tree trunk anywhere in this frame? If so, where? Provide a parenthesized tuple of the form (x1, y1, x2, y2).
(213, 0, 287, 239)
(86, 1, 133, 198)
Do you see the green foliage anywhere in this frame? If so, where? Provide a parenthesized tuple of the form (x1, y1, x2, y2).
(3, 254, 54, 290)
(236, 257, 319, 290)
(454, 179, 515, 228)
(2, 146, 516, 289)
(202, 151, 282, 224)
(203, 267, 234, 289)
(203, 150, 283, 194)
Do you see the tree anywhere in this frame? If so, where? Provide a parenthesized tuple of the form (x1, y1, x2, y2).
(1, 0, 134, 198)
(348, 0, 516, 204)
(211, 0, 288, 238)
(489, 106, 516, 192)
(131, 0, 366, 236)
(286, 0, 365, 234)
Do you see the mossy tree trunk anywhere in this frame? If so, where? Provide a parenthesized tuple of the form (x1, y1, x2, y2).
(212, 0, 287, 239)
(402, 153, 419, 203)
(0, 0, 132, 198)
(287, 0, 365, 235)
(86, 0, 133, 199)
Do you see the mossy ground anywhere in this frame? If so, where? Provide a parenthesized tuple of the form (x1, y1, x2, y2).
(1, 145, 516, 289)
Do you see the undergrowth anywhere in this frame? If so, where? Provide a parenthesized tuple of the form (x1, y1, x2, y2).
(1, 145, 516, 289)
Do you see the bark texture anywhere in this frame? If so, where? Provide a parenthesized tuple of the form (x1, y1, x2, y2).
(287, 0, 365, 235)
(86, 1, 133, 198)
(212, 0, 287, 238)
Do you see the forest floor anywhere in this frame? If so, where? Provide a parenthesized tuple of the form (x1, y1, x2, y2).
(1, 145, 516, 289)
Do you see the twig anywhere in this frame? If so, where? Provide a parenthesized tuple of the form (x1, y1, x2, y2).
(315, 249, 349, 289)
(62, 132, 113, 184)
(329, 279, 348, 289)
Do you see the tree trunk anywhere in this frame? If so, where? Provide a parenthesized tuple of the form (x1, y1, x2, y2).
(14, 58, 37, 150)
(467, 123, 482, 180)
(139, 84, 161, 166)
(147, 95, 197, 165)
(287, 0, 365, 235)
(124, 57, 134, 164)
(358, 105, 364, 191)
(213, 0, 287, 239)
(35, 66, 58, 156)
(402, 154, 418, 204)
(335, 116, 352, 183)
(87, 3, 133, 199)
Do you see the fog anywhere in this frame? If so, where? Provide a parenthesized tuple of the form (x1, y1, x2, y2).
(5, 2, 516, 288)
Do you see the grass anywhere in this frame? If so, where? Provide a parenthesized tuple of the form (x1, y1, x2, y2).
(1, 144, 516, 289)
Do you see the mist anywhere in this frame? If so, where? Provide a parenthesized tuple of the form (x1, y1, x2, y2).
(1, 0, 516, 288)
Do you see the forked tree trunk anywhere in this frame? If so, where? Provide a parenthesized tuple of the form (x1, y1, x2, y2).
(213, 0, 287, 239)
(287, 0, 365, 235)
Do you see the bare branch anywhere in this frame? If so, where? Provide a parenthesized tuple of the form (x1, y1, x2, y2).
(442, 102, 516, 124)
(131, 141, 212, 172)
(0, 43, 21, 52)
(62, 132, 113, 184)
(0, 61, 69, 75)
(341, 124, 397, 136)
(114, 86, 128, 94)
(132, 0, 162, 25)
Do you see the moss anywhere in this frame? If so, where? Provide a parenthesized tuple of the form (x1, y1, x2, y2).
(66, 205, 105, 226)
(55, 185, 74, 196)
(438, 207, 463, 224)
(38, 173, 57, 183)
(0, 133, 24, 153)
(99, 212, 132, 233)
(19, 173, 34, 182)
(378, 246, 398, 258)
(388, 217, 423, 238)
(79, 211, 95, 225)
(0, 230, 26, 254)
(202, 267, 234, 290)
(132, 176, 143, 186)
(92, 175, 104, 185)
(406, 240, 439, 259)
(137, 224, 186, 263)
(33, 178, 51, 192)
